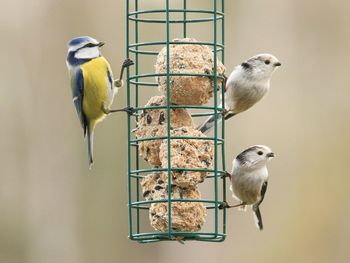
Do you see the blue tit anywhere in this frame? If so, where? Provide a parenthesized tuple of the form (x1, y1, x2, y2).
(66, 36, 133, 168)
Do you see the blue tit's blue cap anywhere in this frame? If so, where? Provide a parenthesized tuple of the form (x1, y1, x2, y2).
(68, 36, 99, 48)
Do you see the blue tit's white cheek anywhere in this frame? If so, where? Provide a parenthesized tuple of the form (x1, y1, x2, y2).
(75, 47, 100, 59)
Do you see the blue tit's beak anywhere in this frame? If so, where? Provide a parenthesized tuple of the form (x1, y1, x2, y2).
(98, 42, 105, 47)
(266, 152, 275, 158)
(274, 62, 281, 67)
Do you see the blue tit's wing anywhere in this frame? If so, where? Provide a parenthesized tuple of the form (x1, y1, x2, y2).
(106, 64, 116, 98)
(105, 65, 116, 104)
(107, 67, 113, 88)
(71, 68, 88, 136)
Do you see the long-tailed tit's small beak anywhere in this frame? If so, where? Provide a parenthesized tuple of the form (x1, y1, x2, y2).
(266, 152, 275, 158)
(274, 62, 282, 67)
(98, 42, 105, 47)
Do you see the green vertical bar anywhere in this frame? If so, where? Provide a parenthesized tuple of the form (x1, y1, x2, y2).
(126, 0, 133, 239)
(221, 0, 225, 66)
(165, 0, 172, 239)
(213, 0, 219, 237)
(183, 0, 187, 38)
(221, 0, 227, 238)
(134, 0, 140, 235)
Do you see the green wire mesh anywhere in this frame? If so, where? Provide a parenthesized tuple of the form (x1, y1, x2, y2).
(126, 0, 227, 243)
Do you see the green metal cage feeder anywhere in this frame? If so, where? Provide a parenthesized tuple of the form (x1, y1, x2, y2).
(126, 0, 227, 243)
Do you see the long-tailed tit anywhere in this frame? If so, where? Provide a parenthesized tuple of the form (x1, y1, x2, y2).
(225, 145, 275, 230)
(198, 54, 281, 134)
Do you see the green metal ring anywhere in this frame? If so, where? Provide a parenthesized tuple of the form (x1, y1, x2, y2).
(128, 9, 223, 24)
(129, 204, 225, 210)
(129, 72, 224, 87)
(130, 232, 226, 240)
(130, 136, 224, 143)
(129, 72, 225, 79)
(130, 199, 226, 206)
(133, 104, 225, 111)
(128, 41, 224, 56)
(129, 167, 226, 175)
(130, 171, 226, 179)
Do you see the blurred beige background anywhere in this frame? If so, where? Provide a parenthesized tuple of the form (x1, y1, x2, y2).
(1, 0, 350, 262)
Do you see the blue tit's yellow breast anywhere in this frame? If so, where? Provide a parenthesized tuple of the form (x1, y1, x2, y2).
(81, 57, 111, 121)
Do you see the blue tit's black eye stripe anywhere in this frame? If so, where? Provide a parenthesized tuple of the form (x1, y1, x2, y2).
(74, 42, 100, 53)
(84, 43, 96, 48)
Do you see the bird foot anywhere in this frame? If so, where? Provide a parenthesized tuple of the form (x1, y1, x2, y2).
(122, 58, 134, 68)
(222, 171, 231, 179)
(219, 201, 246, 210)
(108, 106, 135, 115)
(219, 201, 230, 210)
(117, 58, 135, 84)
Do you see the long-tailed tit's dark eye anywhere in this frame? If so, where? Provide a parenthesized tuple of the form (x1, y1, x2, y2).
(264, 60, 270, 65)
(257, 151, 263, 155)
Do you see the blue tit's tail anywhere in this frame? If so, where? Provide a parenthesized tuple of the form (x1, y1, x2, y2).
(86, 124, 94, 169)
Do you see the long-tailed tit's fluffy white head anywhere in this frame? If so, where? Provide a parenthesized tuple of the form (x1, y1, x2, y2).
(240, 54, 281, 81)
(234, 145, 275, 169)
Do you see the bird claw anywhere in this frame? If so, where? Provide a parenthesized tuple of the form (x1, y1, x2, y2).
(118, 59, 134, 83)
(219, 201, 245, 210)
(105, 106, 135, 115)
(123, 58, 134, 68)
(222, 171, 231, 179)
(219, 201, 230, 210)
(124, 106, 135, 115)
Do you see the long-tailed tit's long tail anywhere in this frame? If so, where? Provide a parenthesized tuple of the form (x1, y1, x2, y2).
(197, 115, 219, 134)
(253, 206, 263, 230)
(197, 111, 236, 134)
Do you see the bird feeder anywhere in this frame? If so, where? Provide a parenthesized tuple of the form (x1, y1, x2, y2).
(126, 0, 227, 243)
